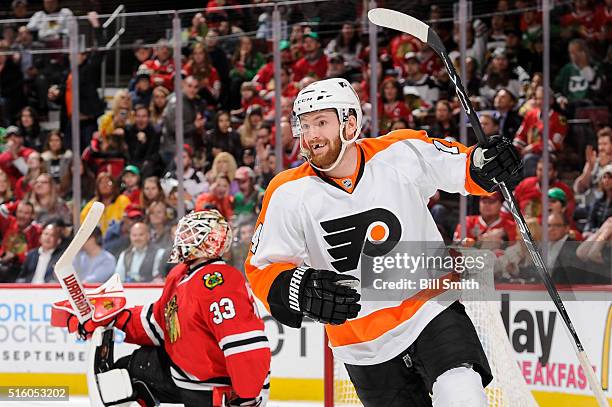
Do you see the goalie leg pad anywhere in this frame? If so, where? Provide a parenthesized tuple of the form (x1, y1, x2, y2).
(97, 368, 135, 404)
(432, 366, 487, 407)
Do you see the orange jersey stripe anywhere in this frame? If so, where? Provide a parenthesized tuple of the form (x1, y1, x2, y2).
(245, 164, 316, 311)
(325, 273, 458, 347)
(359, 129, 490, 196)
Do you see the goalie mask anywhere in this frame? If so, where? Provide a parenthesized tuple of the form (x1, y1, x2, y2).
(292, 78, 362, 172)
(169, 210, 232, 263)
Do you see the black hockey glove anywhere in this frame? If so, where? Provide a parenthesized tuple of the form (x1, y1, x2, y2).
(281, 267, 361, 325)
(469, 135, 522, 192)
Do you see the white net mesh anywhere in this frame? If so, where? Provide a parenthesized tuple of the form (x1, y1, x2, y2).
(330, 250, 537, 406)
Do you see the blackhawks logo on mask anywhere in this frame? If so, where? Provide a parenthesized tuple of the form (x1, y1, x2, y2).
(203, 271, 224, 290)
(164, 296, 181, 343)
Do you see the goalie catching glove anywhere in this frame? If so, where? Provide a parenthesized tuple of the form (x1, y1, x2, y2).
(469, 135, 522, 192)
(279, 267, 361, 325)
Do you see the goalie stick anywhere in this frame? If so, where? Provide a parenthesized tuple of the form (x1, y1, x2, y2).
(368, 8, 610, 407)
(54, 201, 105, 324)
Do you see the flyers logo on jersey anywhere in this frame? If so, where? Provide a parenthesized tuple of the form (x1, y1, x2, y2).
(320, 208, 402, 273)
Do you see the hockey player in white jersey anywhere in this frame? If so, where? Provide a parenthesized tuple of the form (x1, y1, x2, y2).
(245, 77, 522, 406)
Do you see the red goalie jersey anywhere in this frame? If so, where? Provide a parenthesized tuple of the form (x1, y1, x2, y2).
(122, 259, 270, 398)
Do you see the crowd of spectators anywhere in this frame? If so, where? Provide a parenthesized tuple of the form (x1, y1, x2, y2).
(0, 0, 609, 285)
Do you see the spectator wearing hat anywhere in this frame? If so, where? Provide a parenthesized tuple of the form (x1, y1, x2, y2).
(0, 201, 41, 283)
(400, 52, 440, 110)
(0, 126, 35, 188)
(574, 127, 612, 209)
(161, 75, 205, 164)
(73, 226, 116, 283)
(125, 104, 161, 179)
(253, 40, 294, 90)
(513, 85, 567, 177)
(130, 39, 153, 80)
(17, 223, 64, 283)
(130, 65, 153, 107)
(585, 164, 612, 234)
(514, 157, 576, 219)
(548, 187, 583, 241)
(233, 166, 263, 220)
(121, 165, 141, 204)
(11, 0, 30, 20)
(480, 47, 523, 106)
(453, 192, 517, 243)
(81, 172, 131, 236)
(116, 222, 165, 283)
(493, 88, 522, 142)
(142, 39, 176, 91)
(292, 32, 328, 82)
(161, 144, 208, 202)
(103, 203, 144, 258)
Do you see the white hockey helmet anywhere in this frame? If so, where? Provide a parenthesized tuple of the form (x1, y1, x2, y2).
(169, 209, 232, 263)
(291, 78, 363, 172)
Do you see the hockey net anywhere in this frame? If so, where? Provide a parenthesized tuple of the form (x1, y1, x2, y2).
(324, 251, 538, 407)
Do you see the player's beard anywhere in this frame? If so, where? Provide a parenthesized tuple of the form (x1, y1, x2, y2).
(308, 136, 342, 169)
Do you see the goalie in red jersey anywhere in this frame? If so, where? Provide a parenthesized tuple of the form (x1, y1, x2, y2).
(52, 210, 271, 407)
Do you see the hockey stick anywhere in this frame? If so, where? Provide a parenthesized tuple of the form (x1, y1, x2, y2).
(54, 201, 105, 324)
(368, 8, 610, 407)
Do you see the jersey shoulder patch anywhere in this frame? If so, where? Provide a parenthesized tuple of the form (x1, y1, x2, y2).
(203, 270, 224, 290)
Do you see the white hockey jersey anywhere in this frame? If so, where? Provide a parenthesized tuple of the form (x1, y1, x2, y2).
(246, 129, 489, 365)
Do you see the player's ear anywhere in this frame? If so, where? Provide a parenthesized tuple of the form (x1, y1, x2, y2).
(344, 115, 358, 140)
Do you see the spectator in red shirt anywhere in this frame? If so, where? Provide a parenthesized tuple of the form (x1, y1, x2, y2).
(184, 41, 221, 104)
(513, 86, 567, 177)
(14, 150, 44, 200)
(279, 118, 300, 168)
(0, 126, 34, 188)
(593, 0, 612, 42)
(560, 0, 599, 40)
(142, 39, 176, 91)
(292, 32, 328, 82)
(378, 77, 412, 135)
(0, 200, 41, 282)
(195, 173, 234, 220)
(514, 157, 576, 219)
(454, 192, 517, 242)
(121, 165, 141, 204)
(253, 40, 293, 90)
